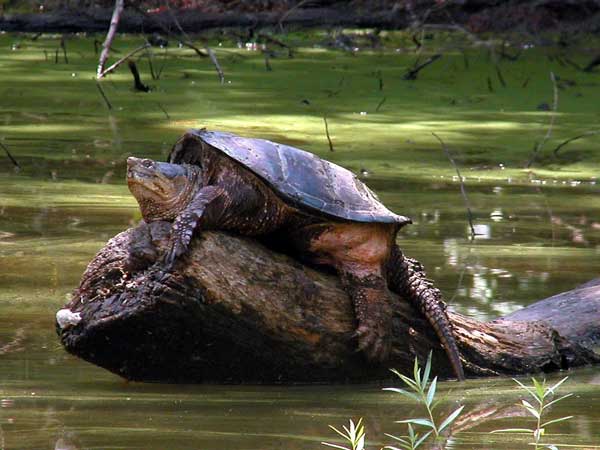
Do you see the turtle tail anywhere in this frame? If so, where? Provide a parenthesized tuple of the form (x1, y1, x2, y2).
(387, 245, 465, 381)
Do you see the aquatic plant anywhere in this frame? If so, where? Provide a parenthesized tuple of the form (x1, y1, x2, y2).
(322, 418, 366, 450)
(491, 376, 573, 450)
(322, 353, 465, 450)
(383, 352, 464, 448)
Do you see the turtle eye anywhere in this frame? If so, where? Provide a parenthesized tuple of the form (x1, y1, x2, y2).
(141, 159, 154, 168)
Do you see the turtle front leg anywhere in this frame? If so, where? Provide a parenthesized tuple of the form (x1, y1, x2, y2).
(338, 268, 394, 362)
(162, 185, 226, 269)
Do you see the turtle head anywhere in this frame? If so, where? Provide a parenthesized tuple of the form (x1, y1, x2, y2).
(127, 157, 200, 221)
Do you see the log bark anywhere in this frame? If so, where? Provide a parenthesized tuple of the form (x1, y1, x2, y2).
(57, 221, 600, 383)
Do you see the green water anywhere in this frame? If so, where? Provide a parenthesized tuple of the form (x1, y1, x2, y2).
(0, 31, 599, 449)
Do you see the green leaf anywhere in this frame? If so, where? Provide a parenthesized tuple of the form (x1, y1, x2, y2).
(542, 393, 573, 410)
(383, 387, 421, 402)
(548, 376, 569, 395)
(390, 369, 418, 390)
(541, 415, 574, 428)
(490, 428, 534, 434)
(426, 377, 437, 407)
(513, 378, 537, 397)
(383, 446, 406, 450)
(532, 377, 546, 400)
(396, 418, 435, 429)
(413, 357, 422, 389)
(521, 399, 540, 419)
(356, 433, 365, 450)
(415, 430, 433, 448)
(322, 441, 350, 450)
(329, 425, 349, 440)
(384, 433, 409, 445)
(423, 351, 433, 385)
(438, 405, 465, 432)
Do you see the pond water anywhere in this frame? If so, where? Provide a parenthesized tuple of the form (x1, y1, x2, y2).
(0, 31, 599, 449)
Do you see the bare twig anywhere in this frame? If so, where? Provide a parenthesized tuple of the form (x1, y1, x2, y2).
(375, 96, 386, 112)
(403, 54, 442, 80)
(156, 47, 169, 80)
(432, 132, 476, 239)
(278, 0, 312, 32)
(0, 141, 21, 171)
(165, 4, 223, 83)
(155, 102, 170, 120)
(98, 44, 151, 79)
(375, 69, 383, 91)
(323, 116, 334, 152)
(60, 35, 68, 63)
(95, 80, 113, 110)
(258, 32, 294, 58)
(97, 0, 124, 78)
(526, 72, 558, 168)
(205, 46, 225, 84)
(127, 60, 150, 92)
(553, 130, 600, 156)
(495, 64, 506, 87)
(264, 51, 272, 71)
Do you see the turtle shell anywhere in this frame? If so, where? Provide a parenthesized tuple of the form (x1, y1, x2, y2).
(169, 129, 411, 225)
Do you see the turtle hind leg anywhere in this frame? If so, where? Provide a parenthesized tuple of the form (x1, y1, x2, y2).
(299, 222, 397, 363)
(387, 244, 465, 380)
(338, 269, 394, 362)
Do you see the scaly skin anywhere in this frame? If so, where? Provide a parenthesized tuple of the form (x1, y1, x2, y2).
(387, 244, 465, 380)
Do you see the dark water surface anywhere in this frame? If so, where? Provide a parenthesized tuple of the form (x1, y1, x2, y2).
(1, 32, 599, 449)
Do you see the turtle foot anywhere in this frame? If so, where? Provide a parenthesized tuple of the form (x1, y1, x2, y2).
(356, 321, 392, 363)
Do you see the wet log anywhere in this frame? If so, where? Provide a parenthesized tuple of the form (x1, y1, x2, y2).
(56, 221, 600, 383)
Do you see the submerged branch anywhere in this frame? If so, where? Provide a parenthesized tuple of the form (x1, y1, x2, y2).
(0, 141, 21, 171)
(403, 54, 442, 80)
(95, 80, 112, 110)
(526, 71, 558, 168)
(552, 130, 600, 156)
(323, 116, 334, 152)
(432, 132, 476, 239)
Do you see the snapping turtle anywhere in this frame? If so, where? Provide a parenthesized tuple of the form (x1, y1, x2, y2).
(127, 129, 465, 379)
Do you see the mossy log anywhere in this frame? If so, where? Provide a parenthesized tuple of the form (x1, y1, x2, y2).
(57, 221, 600, 383)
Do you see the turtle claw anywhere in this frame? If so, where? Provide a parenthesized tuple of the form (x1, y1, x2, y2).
(355, 322, 391, 363)
(161, 234, 189, 271)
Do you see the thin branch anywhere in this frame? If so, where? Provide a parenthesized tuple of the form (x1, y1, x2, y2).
(95, 80, 113, 110)
(278, 0, 312, 32)
(526, 72, 558, 168)
(552, 130, 600, 156)
(60, 35, 68, 63)
(98, 44, 151, 79)
(323, 116, 334, 152)
(155, 102, 170, 120)
(205, 46, 225, 84)
(375, 96, 386, 112)
(0, 141, 21, 171)
(165, 4, 223, 83)
(97, 0, 124, 78)
(403, 54, 442, 80)
(127, 60, 150, 92)
(432, 132, 476, 239)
